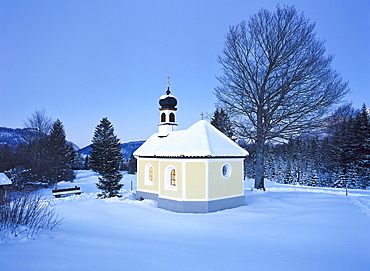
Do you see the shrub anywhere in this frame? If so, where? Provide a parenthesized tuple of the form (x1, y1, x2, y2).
(0, 192, 62, 241)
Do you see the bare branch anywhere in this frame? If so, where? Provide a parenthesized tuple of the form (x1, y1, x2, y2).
(214, 5, 349, 189)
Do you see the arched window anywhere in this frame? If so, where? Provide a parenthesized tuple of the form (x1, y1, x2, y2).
(165, 166, 177, 190)
(145, 164, 154, 185)
(161, 112, 166, 122)
(170, 169, 176, 186)
(149, 167, 153, 181)
(169, 112, 175, 122)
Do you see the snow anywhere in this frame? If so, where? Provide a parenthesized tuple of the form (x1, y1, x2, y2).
(1, 170, 370, 270)
(134, 120, 248, 157)
(160, 94, 176, 99)
(0, 173, 12, 185)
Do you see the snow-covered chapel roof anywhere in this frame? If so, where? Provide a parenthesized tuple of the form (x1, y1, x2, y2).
(134, 120, 248, 158)
(0, 173, 12, 185)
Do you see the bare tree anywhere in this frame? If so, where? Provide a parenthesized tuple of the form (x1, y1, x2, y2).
(324, 103, 358, 136)
(22, 109, 53, 184)
(215, 5, 349, 190)
(23, 109, 53, 142)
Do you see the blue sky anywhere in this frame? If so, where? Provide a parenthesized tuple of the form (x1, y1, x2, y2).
(1, 0, 369, 147)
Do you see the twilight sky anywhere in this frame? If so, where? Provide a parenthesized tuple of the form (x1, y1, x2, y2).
(1, 0, 369, 147)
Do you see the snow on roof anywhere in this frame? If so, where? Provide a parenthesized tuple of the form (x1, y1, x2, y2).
(134, 120, 248, 158)
(0, 173, 12, 185)
(160, 94, 176, 99)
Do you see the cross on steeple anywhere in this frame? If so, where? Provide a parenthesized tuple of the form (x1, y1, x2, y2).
(166, 76, 171, 95)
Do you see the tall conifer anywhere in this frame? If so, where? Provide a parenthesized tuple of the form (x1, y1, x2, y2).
(211, 108, 234, 139)
(354, 104, 370, 188)
(47, 119, 76, 185)
(90, 118, 123, 198)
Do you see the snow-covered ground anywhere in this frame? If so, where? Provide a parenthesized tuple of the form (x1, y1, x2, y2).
(1, 170, 370, 270)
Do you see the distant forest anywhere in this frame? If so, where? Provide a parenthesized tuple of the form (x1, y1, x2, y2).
(1, 103, 369, 191)
(212, 103, 370, 190)
(0, 111, 139, 191)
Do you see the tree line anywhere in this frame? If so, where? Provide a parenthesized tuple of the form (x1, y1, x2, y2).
(0, 110, 130, 197)
(0, 110, 78, 190)
(1, 5, 363, 194)
(212, 103, 370, 190)
(214, 5, 350, 190)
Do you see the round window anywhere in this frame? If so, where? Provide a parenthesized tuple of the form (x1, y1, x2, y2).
(222, 163, 232, 179)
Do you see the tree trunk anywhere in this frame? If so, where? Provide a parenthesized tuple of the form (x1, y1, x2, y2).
(215, 7, 349, 191)
(254, 138, 265, 190)
(254, 106, 266, 190)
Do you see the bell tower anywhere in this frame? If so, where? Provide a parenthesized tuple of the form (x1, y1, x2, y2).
(158, 80, 177, 137)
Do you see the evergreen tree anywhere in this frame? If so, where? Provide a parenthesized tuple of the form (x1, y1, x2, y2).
(91, 118, 123, 198)
(330, 117, 358, 188)
(264, 144, 275, 181)
(84, 155, 91, 170)
(306, 162, 318, 187)
(46, 119, 76, 185)
(70, 152, 85, 170)
(211, 108, 234, 139)
(0, 144, 16, 172)
(284, 161, 294, 184)
(127, 153, 137, 174)
(243, 143, 256, 179)
(354, 104, 370, 188)
(247, 103, 369, 190)
(287, 137, 304, 185)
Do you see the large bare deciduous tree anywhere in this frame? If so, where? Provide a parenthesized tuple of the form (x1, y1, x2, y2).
(23, 109, 53, 142)
(215, 5, 349, 190)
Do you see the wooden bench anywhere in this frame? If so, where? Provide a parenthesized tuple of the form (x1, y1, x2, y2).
(52, 186, 82, 198)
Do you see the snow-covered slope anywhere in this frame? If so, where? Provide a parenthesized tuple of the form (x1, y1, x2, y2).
(0, 127, 80, 150)
(0, 127, 34, 147)
(1, 171, 369, 271)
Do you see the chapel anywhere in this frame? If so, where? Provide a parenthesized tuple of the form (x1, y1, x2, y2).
(133, 84, 248, 212)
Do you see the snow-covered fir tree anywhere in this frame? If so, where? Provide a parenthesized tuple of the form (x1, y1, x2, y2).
(306, 164, 319, 187)
(90, 117, 123, 198)
(353, 104, 370, 189)
(284, 161, 294, 184)
(0, 144, 15, 172)
(331, 115, 362, 188)
(46, 119, 76, 185)
(127, 153, 137, 174)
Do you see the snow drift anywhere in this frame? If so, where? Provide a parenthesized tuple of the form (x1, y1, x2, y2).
(1, 170, 369, 271)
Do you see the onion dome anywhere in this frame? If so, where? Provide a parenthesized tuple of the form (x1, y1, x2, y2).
(159, 86, 177, 109)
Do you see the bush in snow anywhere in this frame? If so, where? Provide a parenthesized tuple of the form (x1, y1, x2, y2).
(0, 192, 62, 240)
(5, 166, 37, 192)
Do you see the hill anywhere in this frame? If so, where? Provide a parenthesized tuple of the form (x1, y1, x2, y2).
(0, 127, 34, 148)
(78, 140, 145, 160)
(0, 126, 144, 160)
(0, 127, 80, 150)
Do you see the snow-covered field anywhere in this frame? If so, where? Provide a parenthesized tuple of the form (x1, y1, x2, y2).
(1, 170, 370, 271)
